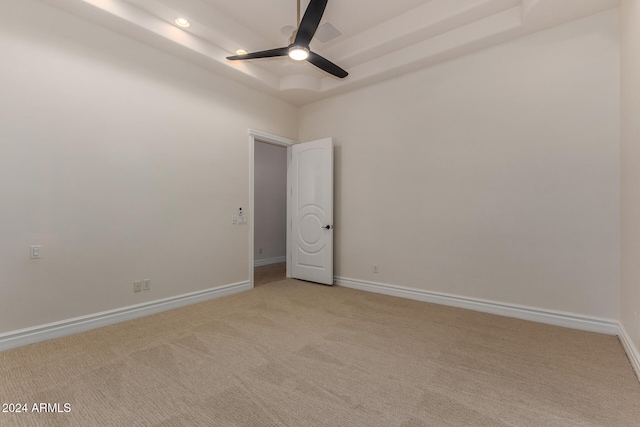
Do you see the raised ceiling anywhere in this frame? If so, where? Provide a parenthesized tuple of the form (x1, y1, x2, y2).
(42, 0, 619, 105)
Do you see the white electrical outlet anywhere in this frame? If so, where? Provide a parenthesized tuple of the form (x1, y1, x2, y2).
(232, 215, 237, 224)
(143, 279, 151, 291)
(134, 281, 142, 293)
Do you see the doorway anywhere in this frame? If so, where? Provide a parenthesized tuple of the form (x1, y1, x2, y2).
(248, 130, 334, 287)
(248, 130, 296, 288)
(254, 141, 287, 287)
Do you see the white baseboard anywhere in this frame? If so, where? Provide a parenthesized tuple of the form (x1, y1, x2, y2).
(334, 277, 619, 335)
(254, 256, 286, 268)
(618, 324, 640, 381)
(0, 281, 250, 352)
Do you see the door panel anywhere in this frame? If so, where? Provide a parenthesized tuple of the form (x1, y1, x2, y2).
(291, 138, 333, 285)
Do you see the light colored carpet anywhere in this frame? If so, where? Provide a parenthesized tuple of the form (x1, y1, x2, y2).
(1, 279, 639, 426)
(254, 263, 286, 287)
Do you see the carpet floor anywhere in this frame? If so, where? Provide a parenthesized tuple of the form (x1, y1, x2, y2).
(1, 279, 639, 426)
(254, 263, 286, 287)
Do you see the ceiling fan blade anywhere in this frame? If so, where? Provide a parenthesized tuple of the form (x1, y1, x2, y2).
(227, 47, 289, 60)
(294, 0, 328, 47)
(307, 51, 348, 78)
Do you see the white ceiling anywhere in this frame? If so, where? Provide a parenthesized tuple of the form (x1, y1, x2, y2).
(42, 0, 619, 105)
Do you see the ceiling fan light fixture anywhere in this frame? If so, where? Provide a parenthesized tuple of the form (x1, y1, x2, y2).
(288, 46, 309, 61)
(224, 0, 348, 78)
(235, 49, 248, 56)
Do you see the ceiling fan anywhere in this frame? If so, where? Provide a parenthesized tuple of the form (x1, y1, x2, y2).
(226, 0, 348, 79)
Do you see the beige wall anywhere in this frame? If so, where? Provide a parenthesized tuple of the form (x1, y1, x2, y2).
(0, 0, 297, 332)
(254, 142, 287, 263)
(0, 0, 627, 336)
(300, 10, 621, 319)
(620, 0, 640, 349)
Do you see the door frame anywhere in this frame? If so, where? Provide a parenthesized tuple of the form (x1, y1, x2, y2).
(248, 129, 297, 288)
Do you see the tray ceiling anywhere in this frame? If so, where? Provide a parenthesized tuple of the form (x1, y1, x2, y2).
(41, 0, 619, 105)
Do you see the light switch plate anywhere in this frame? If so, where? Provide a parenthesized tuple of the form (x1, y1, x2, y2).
(30, 245, 42, 259)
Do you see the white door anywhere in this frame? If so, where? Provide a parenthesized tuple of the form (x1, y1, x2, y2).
(291, 138, 333, 285)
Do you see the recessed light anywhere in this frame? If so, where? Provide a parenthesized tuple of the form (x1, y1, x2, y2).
(174, 18, 190, 28)
(235, 49, 248, 56)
